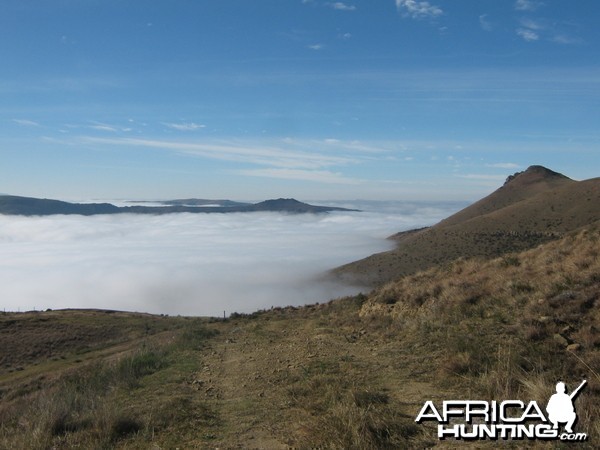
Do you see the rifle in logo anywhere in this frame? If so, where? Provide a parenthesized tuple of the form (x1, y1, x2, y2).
(546, 379, 586, 433)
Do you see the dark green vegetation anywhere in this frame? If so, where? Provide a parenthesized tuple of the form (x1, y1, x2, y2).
(0, 196, 355, 216)
(1, 165, 598, 448)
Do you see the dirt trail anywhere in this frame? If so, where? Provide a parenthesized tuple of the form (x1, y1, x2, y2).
(196, 319, 302, 448)
(193, 310, 451, 448)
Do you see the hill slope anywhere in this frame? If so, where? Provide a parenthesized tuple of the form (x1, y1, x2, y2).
(334, 165, 600, 286)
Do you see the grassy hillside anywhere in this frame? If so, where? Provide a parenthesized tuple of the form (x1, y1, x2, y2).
(1, 224, 599, 448)
(362, 222, 600, 443)
(334, 166, 600, 286)
(0, 311, 219, 448)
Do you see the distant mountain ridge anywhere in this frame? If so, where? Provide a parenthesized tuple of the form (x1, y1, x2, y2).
(0, 196, 356, 216)
(335, 165, 600, 286)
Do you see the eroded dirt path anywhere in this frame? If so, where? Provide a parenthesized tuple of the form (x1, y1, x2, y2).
(193, 307, 452, 448)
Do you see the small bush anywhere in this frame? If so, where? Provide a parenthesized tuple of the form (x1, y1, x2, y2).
(353, 390, 389, 407)
(110, 416, 142, 441)
(50, 413, 91, 436)
(441, 351, 472, 376)
(178, 323, 219, 349)
(501, 255, 521, 267)
(116, 348, 167, 387)
(510, 280, 535, 294)
(301, 388, 419, 449)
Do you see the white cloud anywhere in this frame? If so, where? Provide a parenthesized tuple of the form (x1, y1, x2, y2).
(328, 2, 356, 11)
(308, 43, 324, 50)
(0, 206, 459, 315)
(517, 28, 539, 41)
(163, 122, 206, 131)
(395, 0, 443, 19)
(515, 0, 543, 11)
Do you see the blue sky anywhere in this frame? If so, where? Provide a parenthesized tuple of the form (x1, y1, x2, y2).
(1, 0, 599, 201)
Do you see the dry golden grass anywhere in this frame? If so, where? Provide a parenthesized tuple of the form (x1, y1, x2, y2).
(362, 224, 600, 446)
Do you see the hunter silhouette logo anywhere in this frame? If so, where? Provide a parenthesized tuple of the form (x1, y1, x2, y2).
(546, 380, 586, 434)
(415, 379, 588, 441)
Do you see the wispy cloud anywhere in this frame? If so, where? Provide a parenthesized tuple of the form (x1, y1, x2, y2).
(79, 137, 358, 171)
(395, 0, 443, 20)
(479, 14, 492, 32)
(516, 17, 581, 45)
(520, 18, 543, 31)
(515, 0, 544, 11)
(303, 1, 356, 11)
(328, 2, 356, 11)
(163, 122, 206, 131)
(12, 119, 40, 127)
(87, 121, 132, 133)
(89, 124, 119, 132)
(308, 43, 324, 50)
(551, 34, 582, 45)
(517, 27, 539, 42)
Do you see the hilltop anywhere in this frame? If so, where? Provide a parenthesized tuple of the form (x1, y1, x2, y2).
(334, 165, 600, 286)
(0, 196, 355, 216)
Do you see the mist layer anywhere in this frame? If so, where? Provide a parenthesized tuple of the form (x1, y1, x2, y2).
(0, 202, 463, 316)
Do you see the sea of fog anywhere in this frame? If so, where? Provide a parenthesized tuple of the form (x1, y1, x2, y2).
(0, 201, 467, 316)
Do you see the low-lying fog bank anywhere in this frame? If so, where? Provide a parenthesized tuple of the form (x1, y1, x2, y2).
(0, 201, 465, 316)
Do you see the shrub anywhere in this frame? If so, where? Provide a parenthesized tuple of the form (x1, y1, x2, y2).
(110, 416, 142, 441)
(116, 347, 168, 388)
